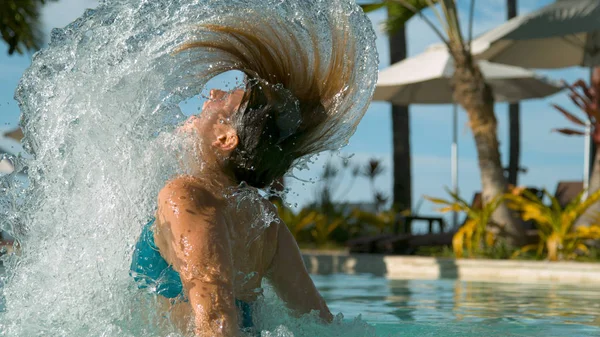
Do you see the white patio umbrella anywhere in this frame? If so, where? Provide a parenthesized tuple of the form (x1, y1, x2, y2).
(472, 0, 600, 69)
(374, 44, 563, 226)
(375, 44, 564, 104)
(471, 0, 600, 192)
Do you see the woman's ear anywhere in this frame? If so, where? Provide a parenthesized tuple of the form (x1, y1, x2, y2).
(213, 125, 238, 152)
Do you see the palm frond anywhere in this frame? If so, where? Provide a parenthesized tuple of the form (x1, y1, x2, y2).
(571, 189, 600, 225)
(424, 195, 453, 206)
(437, 204, 462, 213)
(360, 3, 387, 13)
(390, 0, 448, 45)
(0, 0, 56, 55)
(564, 190, 587, 214)
(443, 186, 472, 209)
(438, 0, 462, 47)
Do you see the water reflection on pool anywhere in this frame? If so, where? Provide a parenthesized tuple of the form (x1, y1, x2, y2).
(314, 274, 600, 337)
(2, 265, 599, 336)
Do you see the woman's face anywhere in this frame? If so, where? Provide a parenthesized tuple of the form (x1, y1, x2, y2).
(181, 89, 244, 145)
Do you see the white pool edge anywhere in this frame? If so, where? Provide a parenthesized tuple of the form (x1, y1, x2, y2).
(301, 251, 600, 285)
(1, 253, 598, 285)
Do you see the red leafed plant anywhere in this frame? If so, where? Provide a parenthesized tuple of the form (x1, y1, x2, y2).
(552, 68, 600, 228)
(552, 69, 600, 144)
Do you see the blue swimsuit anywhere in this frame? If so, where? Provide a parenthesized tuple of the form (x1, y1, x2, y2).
(130, 218, 254, 329)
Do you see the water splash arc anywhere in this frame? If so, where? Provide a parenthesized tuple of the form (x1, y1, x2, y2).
(0, 0, 378, 336)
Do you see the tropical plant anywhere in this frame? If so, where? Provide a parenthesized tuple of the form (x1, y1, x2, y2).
(390, 0, 526, 245)
(350, 208, 393, 234)
(361, 158, 388, 211)
(551, 68, 600, 228)
(361, 0, 438, 34)
(310, 213, 345, 248)
(1, 0, 57, 55)
(310, 154, 360, 211)
(348, 158, 403, 234)
(272, 199, 318, 240)
(426, 188, 503, 258)
(505, 188, 600, 261)
(360, 1, 438, 213)
(272, 197, 349, 247)
(350, 207, 412, 235)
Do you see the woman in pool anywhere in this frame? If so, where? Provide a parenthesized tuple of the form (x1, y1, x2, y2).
(130, 11, 370, 337)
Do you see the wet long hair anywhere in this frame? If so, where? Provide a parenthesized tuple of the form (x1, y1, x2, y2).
(177, 9, 364, 188)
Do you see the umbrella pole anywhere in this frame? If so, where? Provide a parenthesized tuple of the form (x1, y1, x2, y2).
(452, 104, 459, 229)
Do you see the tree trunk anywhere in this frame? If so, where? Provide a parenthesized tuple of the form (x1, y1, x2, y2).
(578, 145, 600, 224)
(575, 67, 600, 228)
(588, 145, 600, 194)
(391, 106, 411, 211)
(388, 21, 412, 212)
(450, 48, 526, 246)
(507, 104, 520, 186)
(506, 0, 520, 186)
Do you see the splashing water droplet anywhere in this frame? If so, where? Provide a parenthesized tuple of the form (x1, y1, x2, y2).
(0, 0, 378, 336)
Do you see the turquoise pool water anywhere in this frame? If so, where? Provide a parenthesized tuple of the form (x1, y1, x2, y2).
(2, 264, 599, 336)
(313, 274, 600, 337)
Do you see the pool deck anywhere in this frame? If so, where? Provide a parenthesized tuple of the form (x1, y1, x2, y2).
(301, 250, 600, 285)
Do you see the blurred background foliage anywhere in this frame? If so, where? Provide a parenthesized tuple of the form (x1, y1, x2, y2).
(1, 0, 56, 55)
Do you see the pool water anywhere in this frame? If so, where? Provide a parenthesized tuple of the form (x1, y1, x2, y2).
(313, 274, 600, 337)
(1, 265, 599, 336)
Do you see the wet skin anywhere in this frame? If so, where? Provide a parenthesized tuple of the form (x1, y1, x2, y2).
(151, 90, 332, 336)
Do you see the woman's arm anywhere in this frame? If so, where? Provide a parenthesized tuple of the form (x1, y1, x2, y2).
(157, 179, 241, 336)
(266, 222, 333, 322)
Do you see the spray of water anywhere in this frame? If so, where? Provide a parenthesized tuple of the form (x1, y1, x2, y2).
(0, 0, 378, 335)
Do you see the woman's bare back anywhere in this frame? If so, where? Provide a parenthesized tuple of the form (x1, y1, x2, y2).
(150, 175, 329, 335)
(151, 177, 280, 331)
(219, 187, 280, 302)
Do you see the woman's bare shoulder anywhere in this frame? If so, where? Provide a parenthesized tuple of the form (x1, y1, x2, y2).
(157, 176, 219, 215)
(160, 175, 203, 193)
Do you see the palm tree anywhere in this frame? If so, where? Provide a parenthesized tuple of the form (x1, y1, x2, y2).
(0, 0, 56, 55)
(388, 0, 526, 245)
(506, 0, 520, 186)
(361, 1, 435, 214)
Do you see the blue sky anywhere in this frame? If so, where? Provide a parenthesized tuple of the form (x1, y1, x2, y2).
(0, 0, 589, 229)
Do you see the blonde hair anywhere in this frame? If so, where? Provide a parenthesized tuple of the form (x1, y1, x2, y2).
(177, 7, 370, 188)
